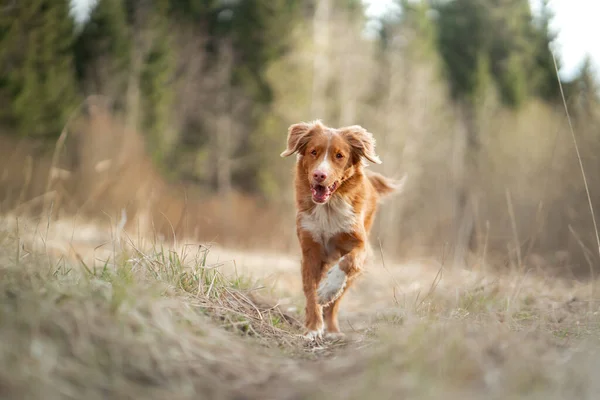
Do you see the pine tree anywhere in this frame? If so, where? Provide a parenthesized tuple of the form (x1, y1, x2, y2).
(435, 0, 541, 108)
(140, 0, 175, 165)
(211, 0, 300, 104)
(206, 0, 302, 194)
(570, 56, 599, 114)
(73, 0, 131, 108)
(435, 0, 489, 103)
(0, 0, 79, 138)
(433, 0, 493, 264)
(167, 0, 218, 20)
(530, 0, 561, 100)
(431, 0, 565, 264)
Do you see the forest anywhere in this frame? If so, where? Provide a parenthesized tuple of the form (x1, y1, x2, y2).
(1, 0, 599, 274)
(4, 1, 600, 398)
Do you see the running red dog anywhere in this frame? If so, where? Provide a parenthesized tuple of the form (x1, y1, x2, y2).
(281, 120, 402, 340)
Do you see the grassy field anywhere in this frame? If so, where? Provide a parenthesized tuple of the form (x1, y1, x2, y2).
(1, 215, 600, 399)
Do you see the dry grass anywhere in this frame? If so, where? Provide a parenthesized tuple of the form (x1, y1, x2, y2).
(1, 215, 600, 399)
(0, 105, 298, 253)
(0, 217, 307, 400)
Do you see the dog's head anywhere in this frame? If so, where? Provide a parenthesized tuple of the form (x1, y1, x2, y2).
(281, 120, 382, 204)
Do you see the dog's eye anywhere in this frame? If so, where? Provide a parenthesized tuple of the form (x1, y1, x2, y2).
(310, 150, 317, 156)
(336, 153, 344, 159)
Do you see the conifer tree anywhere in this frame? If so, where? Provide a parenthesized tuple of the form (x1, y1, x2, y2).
(73, 0, 131, 108)
(530, 0, 561, 100)
(435, 0, 553, 107)
(140, 0, 175, 165)
(0, 0, 79, 138)
(570, 56, 599, 114)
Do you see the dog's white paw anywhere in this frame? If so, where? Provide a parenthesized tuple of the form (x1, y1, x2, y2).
(303, 328, 324, 341)
(317, 264, 347, 306)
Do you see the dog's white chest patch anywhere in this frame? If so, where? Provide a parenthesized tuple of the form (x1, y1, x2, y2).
(300, 197, 356, 245)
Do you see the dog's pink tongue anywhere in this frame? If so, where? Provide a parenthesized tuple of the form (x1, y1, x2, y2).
(311, 186, 330, 203)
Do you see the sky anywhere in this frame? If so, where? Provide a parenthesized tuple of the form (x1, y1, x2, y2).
(538, 0, 600, 79)
(363, 0, 600, 80)
(71, 0, 598, 81)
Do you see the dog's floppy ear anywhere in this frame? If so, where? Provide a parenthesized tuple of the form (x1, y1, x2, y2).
(280, 122, 314, 157)
(341, 125, 382, 165)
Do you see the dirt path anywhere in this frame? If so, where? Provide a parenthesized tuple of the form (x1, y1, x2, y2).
(7, 215, 532, 334)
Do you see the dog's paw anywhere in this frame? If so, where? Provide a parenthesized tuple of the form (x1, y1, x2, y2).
(317, 265, 347, 306)
(303, 328, 324, 341)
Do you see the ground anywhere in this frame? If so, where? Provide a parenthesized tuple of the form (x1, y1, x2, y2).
(1, 214, 600, 399)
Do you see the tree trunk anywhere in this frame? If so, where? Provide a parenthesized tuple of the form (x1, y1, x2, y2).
(452, 103, 480, 268)
(125, 50, 142, 133)
(216, 107, 232, 198)
(311, 0, 331, 118)
(214, 40, 234, 199)
(125, 2, 152, 133)
(376, 48, 405, 251)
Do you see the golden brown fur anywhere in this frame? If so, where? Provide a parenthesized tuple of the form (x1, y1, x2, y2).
(281, 120, 401, 339)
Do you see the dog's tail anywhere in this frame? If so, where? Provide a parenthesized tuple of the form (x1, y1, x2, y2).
(366, 170, 407, 199)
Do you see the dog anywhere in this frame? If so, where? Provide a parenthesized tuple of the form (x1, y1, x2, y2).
(281, 120, 403, 340)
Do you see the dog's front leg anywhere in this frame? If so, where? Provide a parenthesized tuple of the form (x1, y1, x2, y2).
(299, 236, 326, 340)
(317, 231, 365, 306)
(319, 243, 366, 336)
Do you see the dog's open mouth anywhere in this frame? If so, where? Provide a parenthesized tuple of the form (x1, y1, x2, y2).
(311, 182, 338, 204)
